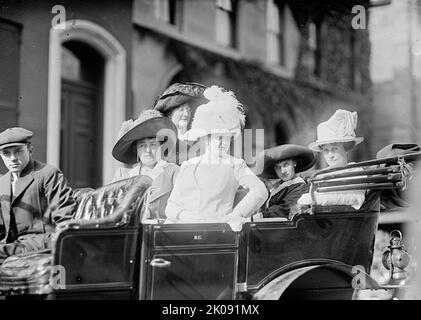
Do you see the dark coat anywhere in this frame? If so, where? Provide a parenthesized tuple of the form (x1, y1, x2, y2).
(0, 159, 76, 243)
(262, 178, 308, 218)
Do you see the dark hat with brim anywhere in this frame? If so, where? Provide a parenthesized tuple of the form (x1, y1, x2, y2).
(0, 127, 33, 150)
(154, 82, 207, 116)
(376, 143, 421, 159)
(259, 144, 316, 179)
(112, 113, 178, 165)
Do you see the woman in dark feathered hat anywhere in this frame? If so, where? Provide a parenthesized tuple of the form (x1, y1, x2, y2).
(154, 82, 208, 164)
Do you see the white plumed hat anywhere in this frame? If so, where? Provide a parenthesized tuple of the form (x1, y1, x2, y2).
(183, 85, 246, 141)
(309, 109, 364, 152)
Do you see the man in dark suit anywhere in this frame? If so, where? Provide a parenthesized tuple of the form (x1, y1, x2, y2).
(0, 127, 76, 263)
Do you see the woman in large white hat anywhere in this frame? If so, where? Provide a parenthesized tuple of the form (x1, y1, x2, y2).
(297, 109, 366, 209)
(111, 109, 179, 220)
(258, 144, 315, 218)
(165, 85, 268, 230)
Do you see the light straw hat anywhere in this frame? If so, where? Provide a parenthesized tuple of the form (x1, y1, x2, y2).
(309, 109, 364, 152)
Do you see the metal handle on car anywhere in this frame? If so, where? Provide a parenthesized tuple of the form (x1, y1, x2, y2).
(150, 258, 171, 268)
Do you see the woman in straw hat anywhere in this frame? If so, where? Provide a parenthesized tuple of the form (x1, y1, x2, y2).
(111, 109, 179, 220)
(257, 144, 315, 218)
(297, 109, 366, 209)
(165, 85, 268, 230)
(154, 82, 208, 164)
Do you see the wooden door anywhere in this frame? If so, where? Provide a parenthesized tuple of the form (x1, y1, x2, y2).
(61, 80, 102, 188)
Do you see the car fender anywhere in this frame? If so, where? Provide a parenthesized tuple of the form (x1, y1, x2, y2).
(252, 262, 380, 300)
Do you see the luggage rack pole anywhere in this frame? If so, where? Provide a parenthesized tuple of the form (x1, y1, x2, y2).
(315, 174, 402, 188)
(316, 182, 399, 193)
(310, 152, 421, 179)
(307, 152, 421, 213)
(313, 166, 401, 182)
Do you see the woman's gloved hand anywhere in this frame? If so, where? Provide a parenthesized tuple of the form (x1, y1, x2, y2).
(222, 213, 246, 232)
(55, 219, 88, 232)
(297, 193, 312, 205)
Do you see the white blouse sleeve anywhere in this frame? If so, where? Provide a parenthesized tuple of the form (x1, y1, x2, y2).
(231, 161, 268, 218)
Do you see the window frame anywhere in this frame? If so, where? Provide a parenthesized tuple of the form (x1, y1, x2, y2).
(154, 0, 184, 29)
(215, 0, 237, 48)
(266, 0, 286, 66)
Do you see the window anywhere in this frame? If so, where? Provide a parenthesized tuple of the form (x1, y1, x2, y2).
(61, 47, 81, 82)
(215, 0, 237, 47)
(267, 0, 285, 65)
(308, 19, 322, 76)
(350, 30, 362, 91)
(154, 0, 183, 27)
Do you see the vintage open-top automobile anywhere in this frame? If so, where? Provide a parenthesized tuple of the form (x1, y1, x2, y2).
(0, 152, 419, 299)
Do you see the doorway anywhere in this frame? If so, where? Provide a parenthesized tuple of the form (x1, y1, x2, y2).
(60, 41, 104, 188)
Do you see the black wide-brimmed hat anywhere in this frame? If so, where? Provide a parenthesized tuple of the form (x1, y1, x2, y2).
(112, 110, 177, 164)
(259, 144, 316, 179)
(154, 82, 207, 116)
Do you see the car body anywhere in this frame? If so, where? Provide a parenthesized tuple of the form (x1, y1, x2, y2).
(1, 152, 419, 300)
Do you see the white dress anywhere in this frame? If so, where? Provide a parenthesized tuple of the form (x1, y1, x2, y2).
(165, 154, 268, 223)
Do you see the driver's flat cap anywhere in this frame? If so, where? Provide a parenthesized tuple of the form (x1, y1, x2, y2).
(0, 127, 34, 150)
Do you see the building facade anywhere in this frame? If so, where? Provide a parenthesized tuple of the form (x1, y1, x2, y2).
(132, 0, 373, 169)
(370, 0, 421, 151)
(0, 0, 133, 186)
(0, 0, 372, 186)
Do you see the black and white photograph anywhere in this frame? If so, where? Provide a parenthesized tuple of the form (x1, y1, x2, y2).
(1, 0, 421, 304)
